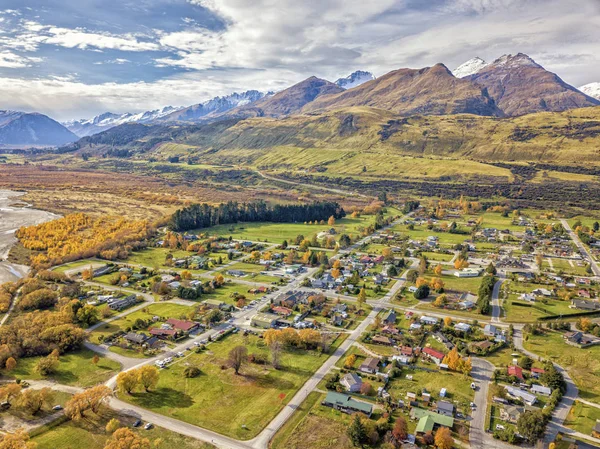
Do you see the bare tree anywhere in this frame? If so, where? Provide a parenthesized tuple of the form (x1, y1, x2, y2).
(270, 340, 282, 369)
(228, 345, 248, 375)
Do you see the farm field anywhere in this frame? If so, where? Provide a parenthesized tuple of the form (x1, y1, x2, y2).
(118, 333, 340, 439)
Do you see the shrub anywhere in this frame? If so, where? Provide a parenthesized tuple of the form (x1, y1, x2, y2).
(183, 366, 201, 378)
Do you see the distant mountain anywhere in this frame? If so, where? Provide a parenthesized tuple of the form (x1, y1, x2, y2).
(579, 83, 600, 101)
(64, 106, 183, 137)
(303, 63, 502, 117)
(227, 77, 344, 118)
(466, 53, 600, 116)
(335, 71, 375, 89)
(0, 110, 77, 146)
(160, 91, 267, 123)
(453, 57, 489, 78)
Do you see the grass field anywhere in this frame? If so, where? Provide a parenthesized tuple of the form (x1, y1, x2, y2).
(218, 262, 281, 284)
(201, 209, 401, 244)
(503, 295, 574, 322)
(118, 333, 338, 439)
(89, 302, 194, 342)
(392, 224, 471, 248)
(32, 409, 216, 449)
(564, 401, 600, 435)
(7, 349, 121, 387)
(420, 251, 455, 262)
(524, 331, 600, 401)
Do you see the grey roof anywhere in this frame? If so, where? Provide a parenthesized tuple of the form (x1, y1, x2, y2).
(437, 400, 454, 413)
(341, 372, 362, 387)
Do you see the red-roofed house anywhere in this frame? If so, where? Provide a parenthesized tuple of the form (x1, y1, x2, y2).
(150, 328, 178, 340)
(166, 318, 200, 333)
(507, 365, 524, 380)
(422, 347, 445, 365)
(272, 306, 293, 317)
(531, 367, 545, 378)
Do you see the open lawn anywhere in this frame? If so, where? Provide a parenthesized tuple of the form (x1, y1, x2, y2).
(420, 251, 455, 262)
(32, 409, 216, 449)
(392, 224, 470, 248)
(202, 281, 260, 305)
(89, 302, 194, 342)
(118, 333, 339, 439)
(504, 293, 576, 323)
(483, 347, 520, 368)
(564, 401, 600, 435)
(218, 262, 281, 284)
(524, 331, 600, 402)
(7, 349, 121, 387)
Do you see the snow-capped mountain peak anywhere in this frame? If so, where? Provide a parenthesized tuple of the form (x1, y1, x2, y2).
(579, 82, 600, 101)
(335, 70, 375, 89)
(490, 53, 541, 69)
(452, 57, 488, 78)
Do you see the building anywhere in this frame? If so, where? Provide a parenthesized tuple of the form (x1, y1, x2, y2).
(507, 365, 524, 380)
(420, 316, 438, 326)
(322, 392, 372, 417)
(251, 313, 279, 329)
(472, 340, 493, 351)
(484, 324, 500, 337)
(149, 328, 178, 340)
(411, 407, 454, 434)
(436, 400, 454, 417)
(500, 405, 525, 424)
(203, 299, 233, 311)
(124, 332, 147, 345)
(340, 372, 363, 392)
(531, 367, 545, 378)
(505, 386, 537, 406)
(109, 295, 137, 311)
(382, 309, 397, 325)
(454, 268, 482, 278)
(359, 357, 380, 374)
(531, 384, 552, 396)
(422, 347, 445, 365)
(572, 299, 600, 311)
(166, 318, 200, 333)
(454, 323, 471, 333)
(372, 335, 394, 346)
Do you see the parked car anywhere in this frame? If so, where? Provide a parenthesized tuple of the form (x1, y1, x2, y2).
(496, 424, 505, 431)
(52, 405, 63, 411)
(133, 420, 142, 428)
(144, 423, 153, 430)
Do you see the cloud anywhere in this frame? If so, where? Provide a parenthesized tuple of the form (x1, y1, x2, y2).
(0, 50, 41, 68)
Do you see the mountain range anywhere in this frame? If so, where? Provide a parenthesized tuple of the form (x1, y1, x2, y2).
(4, 56, 600, 147)
(0, 111, 77, 147)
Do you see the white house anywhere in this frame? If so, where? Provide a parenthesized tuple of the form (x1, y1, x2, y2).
(420, 316, 438, 326)
(531, 385, 552, 396)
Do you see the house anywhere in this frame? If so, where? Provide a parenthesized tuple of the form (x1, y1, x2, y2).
(124, 332, 147, 345)
(322, 391, 372, 417)
(382, 309, 397, 325)
(572, 299, 600, 311)
(251, 313, 280, 329)
(519, 293, 536, 302)
(454, 323, 471, 333)
(408, 286, 418, 293)
(411, 407, 454, 434)
(381, 325, 400, 335)
(149, 328, 178, 340)
(593, 420, 600, 438)
(454, 268, 482, 278)
(331, 314, 343, 326)
(409, 323, 422, 332)
(109, 295, 137, 311)
(505, 386, 537, 406)
(531, 367, 545, 378)
(420, 316, 438, 326)
(340, 372, 363, 392)
(359, 357, 380, 374)
(472, 340, 493, 351)
(422, 347, 445, 365)
(532, 288, 553, 297)
(204, 299, 233, 311)
(531, 384, 552, 396)
(372, 335, 394, 346)
(227, 270, 246, 277)
(500, 405, 525, 424)
(436, 400, 454, 417)
(272, 306, 293, 317)
(507, 365, 524, 380)
(484, 324, 500, 337)
(166, 318, 200, 333)
(578, 289, 592, 299)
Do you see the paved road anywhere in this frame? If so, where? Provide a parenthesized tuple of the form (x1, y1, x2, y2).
(560, 219, 600, 277)
(491, 278, 506, 324)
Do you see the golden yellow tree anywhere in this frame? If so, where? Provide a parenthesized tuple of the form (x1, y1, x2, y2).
(434, 426, 453, 449)
(104, 428, 150, 449)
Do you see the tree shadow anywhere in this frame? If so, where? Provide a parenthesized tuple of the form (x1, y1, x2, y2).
(129, 387, 194, 409)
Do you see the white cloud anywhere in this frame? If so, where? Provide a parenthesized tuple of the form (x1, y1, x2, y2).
(0, 50, 41, 68)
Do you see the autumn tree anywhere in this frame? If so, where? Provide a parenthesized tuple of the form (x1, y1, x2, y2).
(138, 366, 160, 392)
(92, 355, 100, 366)
(442, 347, 461, 371)
(106, 418, 121, 434)
(65, 386, 111, 420)
(117, 371, 139, 394)
(0, 383, 22, 405)
(228, 345, 248, 375)
(18, 387, 54, 415)
(454, 258, 469, 270)
(443, 316, 452, 327)
(104, 428, 150, 449)
(434, 294, 448, 308)
(392, 416, 408, 442)
(434, 264, 443, 276)
(5, 357, 16, 371)
(357, 288, 367, 309)
(328, 216, 336, 226)
(35, 353, 59, 376)
(344, 354, 357, 369)
(0, 429, 37, 449)
(430, 277, 445, 292)
(416, 277, 428, 288)
(180, 270, 192, 280)
(434, 426, 453, 449)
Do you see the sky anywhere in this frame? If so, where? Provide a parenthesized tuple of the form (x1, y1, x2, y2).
(0, 0, 599, 121)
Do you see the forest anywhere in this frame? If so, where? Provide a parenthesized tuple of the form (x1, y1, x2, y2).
(169, 200, 346, 232)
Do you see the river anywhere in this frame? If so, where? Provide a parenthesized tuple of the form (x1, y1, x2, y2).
(0, 190, 59, 284)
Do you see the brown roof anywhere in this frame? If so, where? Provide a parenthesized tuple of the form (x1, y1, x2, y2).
(166, 318, 199, 331)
